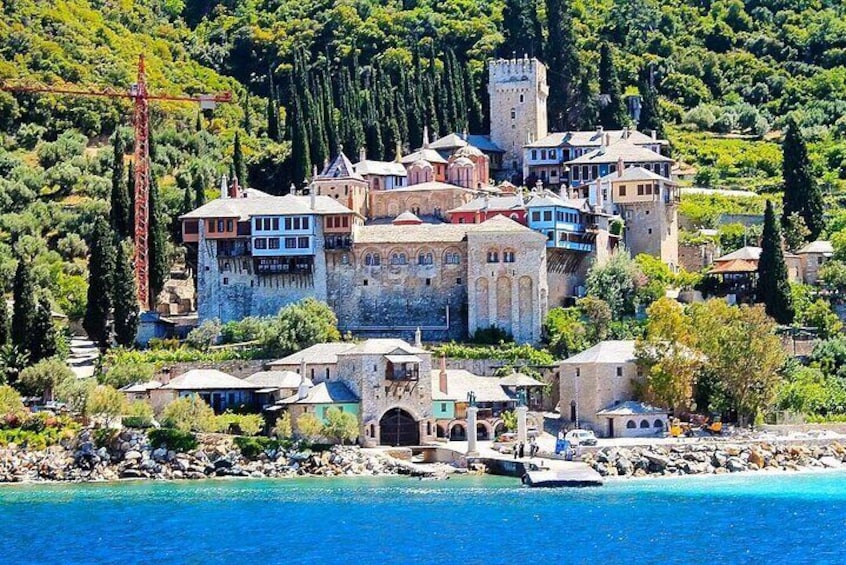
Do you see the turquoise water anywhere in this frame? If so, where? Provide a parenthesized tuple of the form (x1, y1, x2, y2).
(2, 472, 846, 564)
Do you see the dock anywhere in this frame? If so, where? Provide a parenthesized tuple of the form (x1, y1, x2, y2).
(471, 453, 604, 488)
(522, 467, 604, 488)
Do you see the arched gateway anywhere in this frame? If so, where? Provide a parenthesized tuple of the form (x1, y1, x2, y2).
(379, 408, 420, 446)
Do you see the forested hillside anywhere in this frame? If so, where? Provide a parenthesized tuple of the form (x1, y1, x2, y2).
(0, 0, 844, 320)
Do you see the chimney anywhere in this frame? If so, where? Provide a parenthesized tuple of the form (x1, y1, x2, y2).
(422, 125, 430, 149)
(297, 374, 309, 400)
(605, 133, 610, 147)
(622, 127, 629, 139)
(617, 157, 624, 177)
(229, 175, 240, 198)
(439, 354, 448, 395)
(310, 185, 316, 210)
(596, 126, 604, 134)
(359, 147, 366, 163)
(220, 174, 228, 199)
(395, 141, 402, 163)
(414, 326, 422, 348)
(651, 130, 657, 140)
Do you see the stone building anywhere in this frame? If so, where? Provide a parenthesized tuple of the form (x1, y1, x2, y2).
(488, 57, 549, 177)
(557, 340, 645, 438)
(369, 181, 477, 221)
(796, 240, 834, 285)
(312, 152, 370, 218)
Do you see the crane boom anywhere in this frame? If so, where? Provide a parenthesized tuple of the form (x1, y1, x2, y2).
(0, 54, 232, 311)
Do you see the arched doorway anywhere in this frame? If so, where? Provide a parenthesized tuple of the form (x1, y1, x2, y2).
(476, 422, 490, 441)
(450, 423, 467, 440)
(379, 408, 419, 446)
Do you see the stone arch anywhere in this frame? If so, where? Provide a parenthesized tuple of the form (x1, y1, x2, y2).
(476, 420, 492, 441)
(442, 246, 462, 266)
(639, 419, 650, 429)
(493, 420, 507, 438)
(379, 406, 421, 446)
(475, 277, 489, 329)
(361, 247, 382, 267)
(436, 423, 448, 438)
(518, 276, 534, 344)
(415, 245, 435, 266)
(496, 275, 512, 334)
(626, 420, 636, 429)
(654, 419, 664, 429)
(449, 421, 467, 440)
(387, 247, 409, 266)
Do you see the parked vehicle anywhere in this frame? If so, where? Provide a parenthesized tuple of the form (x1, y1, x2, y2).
(526, 426, 540, 438)
(565, 429, 597, 446)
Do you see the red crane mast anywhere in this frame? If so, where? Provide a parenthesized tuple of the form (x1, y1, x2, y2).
(0, 55, 232, 309)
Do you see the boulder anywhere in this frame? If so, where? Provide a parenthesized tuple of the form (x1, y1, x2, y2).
(747, 449, 764, 469)
(726, 457, 745, 473)
(124, 450, 142, 462)
(819, 456, 841, 468)
(643, 451, 671, 471)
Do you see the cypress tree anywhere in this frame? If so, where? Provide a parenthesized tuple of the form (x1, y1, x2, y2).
(110, 132, 131, 240)
(289, 83, 312, 186)
(465, 62, 484, 134)
(113, 239, 139, 348)
(0, 298, 9, 347)
(598, 42, 629, 129)
(500, 0, 543, 59)
(83, 218, 114, 349)
(424, 47, 440, 137)
(266, 71, 280, 141)
(638, 66, 663, 138)
(782, 116, 824, 240)
(11, 257, 37, 358)
(192, 168, 206, 208)
(757, 200, 794, 324)
(31, 296, 57, 364)
(233, 130, 247, 187)
(195, 110, 202, 132)
(242, 95, 252, 135)
(127, 160, 135, 236)
(148, 175, 169, 308)
(546, 0, 582, 130)
(530, 0, 544, 60)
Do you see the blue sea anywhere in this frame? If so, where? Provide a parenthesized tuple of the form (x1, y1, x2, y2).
(1, 471, 845, 564)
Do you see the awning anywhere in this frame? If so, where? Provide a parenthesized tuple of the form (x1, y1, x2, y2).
(385, 354, 422, 364)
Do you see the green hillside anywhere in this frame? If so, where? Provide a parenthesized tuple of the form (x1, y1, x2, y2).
(0, 0, 844, 321)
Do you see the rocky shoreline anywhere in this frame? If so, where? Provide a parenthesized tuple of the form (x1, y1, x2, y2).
(581, 441, 846, 478)
(0, 430, 440, 484)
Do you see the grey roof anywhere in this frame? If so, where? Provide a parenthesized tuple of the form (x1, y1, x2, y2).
(558, 341, 636, 365)
(279, 381, 359, 405)
(430, 369, 513, 402)
(428, 132, 504, 153)
(498, 372, 544, 387)
(797, 240, 834, 255)
(340, 339, 427, 356)
(526, 129, 667, 149)
(401, 148, 448, 165)
(382, 181, 475, 194)
(318, 152, 364, 181)
(447, 195, 525, 214)
(355, 222, 469, 244)
(393, 211, 423, 223)
(354, 159, 407, 177)
(246, 370, 310, 389)
(565, 142, 673, 165)
(180, 194, 354, 221)
(596, 400, 668, 417)
(161, 370, 260, 391)
(268, 343, 357, 366)
(119, 380, 162, 393)
(429, 132, 467, 150)
(716, 246, 762, 262)
(524, 191, 589, 210)
(595, 166, 672, 184)
(465, 134, 504, 153)
(468, 214, 543, 235)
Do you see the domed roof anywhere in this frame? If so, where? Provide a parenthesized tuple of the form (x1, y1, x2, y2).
(410, 158, 434, 170)
(450, 156, 474, 168)
(454, 144, 484, 158)
(392, 211, 423, 225)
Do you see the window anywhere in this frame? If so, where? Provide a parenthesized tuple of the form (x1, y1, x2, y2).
(647, 228, 653, 235)
(531, 211, 541, 222)
(208, 220, 216, 233)
(456, 277, 462, 285)
(285, 237, 296, 249)
(510, 108, 516, 120)
(297, 237, 309, 248)
(445, 252, 461, 265)
(269, 238, 280, 249)
(543, 211, 552, 222)
(272, 218, 279, 230)
(363, 279, 368, 286)
(325, 368, 330, 380)
(547, 231, 553, 241)
(441, 403, 447, 412)
(217, 220, 226, 232)
(640, 420, 650, 429)
(302, 217, 310, 230)
(540, 149, 546, 160)
(637, 184, 644, 196)
(575, 368, 580, 377)
(572, 167, 580, 180)
(418, 253, 434, 265)
(226, 219, 233, 232)
(519, 94, 524, 103)
(503, 251, 515, 263)
(550, 169, 557, 177)
(556, 211, 563, 222)
(531, 150, 537, 160)
(619, 185, 626, 196)
(285, 218, 292, 230)
(391, 253, 407, 266)
(654, 419, 664, 428)
(342, 216, 349, 228)
(425, 278, 431, 286)
(254, 238, 267, 249)
(616, 367, 623, 376)
(626, 420, 636, 429)
(365, 253, 381, 266)
(293, 217, 301, 230)
(487, 251, 499, 263)
(223, 277, 228, 285)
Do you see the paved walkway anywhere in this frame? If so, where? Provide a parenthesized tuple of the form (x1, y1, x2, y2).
(67, 336, 98, 379)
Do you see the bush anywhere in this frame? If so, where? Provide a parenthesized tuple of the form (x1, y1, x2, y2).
(55, 378, 96, 416)
(234, 436, 279, 459)
(87, 385, 127, 425)
(100, 363, 156, 389)
(186, 319, 222, 351)
(273, 412, 293, 440)
(215, 411, 264, 436)
(0, 385, 26, 419)
(161, 394, 217, 432)
(470, 325, 512, 345)
(296, 413, 324, 441)
(18, 357, 75, 399)
(148, 428, 198, 452)
(322, 407, 359, 444)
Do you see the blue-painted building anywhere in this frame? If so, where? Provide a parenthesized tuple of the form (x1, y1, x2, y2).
(525, 192, 596, 253)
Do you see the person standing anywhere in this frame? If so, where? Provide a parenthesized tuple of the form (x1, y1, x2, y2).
(518, 442, 525, 458)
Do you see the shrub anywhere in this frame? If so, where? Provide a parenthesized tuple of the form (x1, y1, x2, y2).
(322, 407, 359, 444)
(470, 326, 512, 345)
(186, 319, 222, 351)
(0, 385, 26, 419)
(148, 428, 198, 452)
(87, 386, 127, 425)
(100, 363, 156, 389)
(18, 357, 74, 399)
(161, 394, 217, 432)
(296, 413, 324, 441)
(234, 436, 279, 459)
(215, 411, 264, 436)
(273, 412, 293, 439)
(56, 378, 96, 416)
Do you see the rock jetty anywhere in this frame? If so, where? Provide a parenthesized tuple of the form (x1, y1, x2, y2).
(0, 430, 429, 483)
(581, 441, 846, 478)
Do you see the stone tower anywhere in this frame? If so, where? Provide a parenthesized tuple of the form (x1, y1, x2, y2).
(488, 57, 549, 177)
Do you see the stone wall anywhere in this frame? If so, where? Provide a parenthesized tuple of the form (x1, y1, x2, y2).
(369, 187, 473, 220)
(558, 361, 643, 437)
(196, 221, 328, 323)
(679, 242, 717, 272)
(618, 200, 678, 268)
(153, 359, 270, 383)
(327, 242, 468, 342)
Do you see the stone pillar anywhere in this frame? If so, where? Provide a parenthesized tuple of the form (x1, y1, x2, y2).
(466, 406, 479, 457)
(516, 405, 529, 444)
